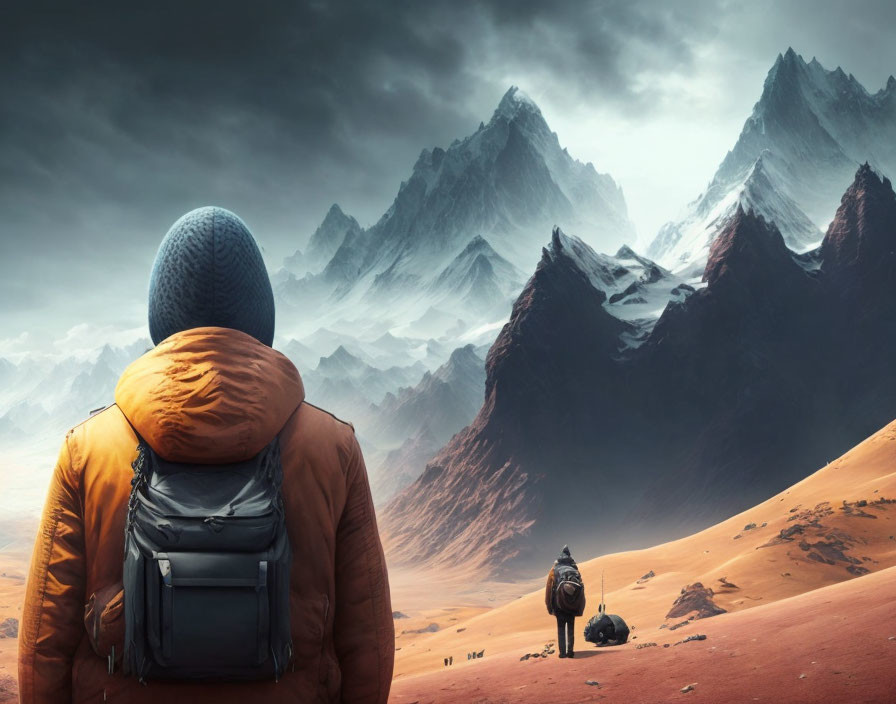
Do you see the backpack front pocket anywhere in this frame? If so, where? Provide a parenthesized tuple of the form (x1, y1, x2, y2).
(146, 551, 273, 674)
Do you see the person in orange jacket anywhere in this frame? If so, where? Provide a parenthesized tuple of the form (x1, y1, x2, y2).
(18, 207, 394, 703)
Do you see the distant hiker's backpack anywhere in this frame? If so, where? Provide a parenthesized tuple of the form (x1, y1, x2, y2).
(123, 433, 292, 681)
(553, 564, 586, 616)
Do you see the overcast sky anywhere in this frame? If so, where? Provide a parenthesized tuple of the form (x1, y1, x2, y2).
(2, 0, 896, 355)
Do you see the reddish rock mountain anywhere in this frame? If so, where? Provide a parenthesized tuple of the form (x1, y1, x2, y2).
(821, 162, 896, 293)
(382, 165, 896, 578)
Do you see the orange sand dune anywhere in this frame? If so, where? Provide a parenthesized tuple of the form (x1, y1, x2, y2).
(389, 417, 896, 696)
(390, 565, 896, 703)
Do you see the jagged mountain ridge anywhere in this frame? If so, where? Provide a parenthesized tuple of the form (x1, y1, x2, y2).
(649, 49, 896, 274)
(428, 236, 524, 314)
(382, 165, 896, 578)
(296, 203, 362, 275)
(300, 345, 426, 422)
(367, 344, 486, 504)
(275, 87, 634, 342)
(353, 86, 634, 283)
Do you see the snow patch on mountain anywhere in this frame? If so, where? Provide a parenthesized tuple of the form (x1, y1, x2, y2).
(274, 86, 635, 347)
(649, 49, 896, 274)
(546, 228, 689, 343)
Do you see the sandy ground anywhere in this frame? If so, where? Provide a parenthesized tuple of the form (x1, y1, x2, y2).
(390, 565, 896, 703)
(388, 417, 896, 700)
(0, 552, 27, 703)
(1, 418, 895, 701)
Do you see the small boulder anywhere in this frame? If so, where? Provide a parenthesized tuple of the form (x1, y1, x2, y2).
(0, 618, 18, 638)
(637, 570, 656, 584)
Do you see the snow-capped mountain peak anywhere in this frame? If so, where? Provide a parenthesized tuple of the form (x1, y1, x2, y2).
(493, 86, 543, 122)
(648, 50, 896, 275)
(275, 85, 635, 345)
(546, 227, 687, 339)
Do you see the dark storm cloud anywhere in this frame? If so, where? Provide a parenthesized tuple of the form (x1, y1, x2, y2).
(1, 0, 895, 344)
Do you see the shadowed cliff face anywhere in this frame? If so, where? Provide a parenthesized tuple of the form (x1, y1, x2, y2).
(821, 163, 896, 294)
(382, 229, 632, 577)
(382, 165, 896, 578)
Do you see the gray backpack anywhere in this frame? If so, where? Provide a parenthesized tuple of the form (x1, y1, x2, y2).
(123, 432, 292, 681)
(553, 564, 586, 616)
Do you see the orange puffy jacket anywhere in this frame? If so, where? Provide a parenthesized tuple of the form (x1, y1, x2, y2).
(18, 327, 394, 703)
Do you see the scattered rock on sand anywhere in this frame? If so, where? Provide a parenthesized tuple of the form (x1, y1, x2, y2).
(0, 617, 18, 638)
(798, 536, 861, 567)
(674, 634, 707, 646)
(666, 583, 727, 620)
(392, 611, 409, 619)
(585, 680, 600, 687)
(635, 642, 658, 649)
(840, 500, 877, 519)
(402, 623, 439, 634)
(637, 570, 655, 584)
(760, 523, 807, 547)
(522, 641, 555, 660)
(799, 673, 806, 679)
(743, 522, 757, 531)
(681, 683, 697, 693)
(717, 577, 739, 590)
(0, 675, 17, 699)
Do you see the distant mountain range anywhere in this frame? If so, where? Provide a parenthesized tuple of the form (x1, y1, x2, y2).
(274, 87, 634, 344)
(367, 344, 485, 505)
(382, 164, 896, 578)
(649, 48, 896, 275)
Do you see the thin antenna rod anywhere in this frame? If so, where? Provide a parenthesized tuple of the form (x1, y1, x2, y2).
(601, 569, 605, 613)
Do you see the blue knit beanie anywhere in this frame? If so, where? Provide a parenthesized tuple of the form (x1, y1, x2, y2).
(148, 207, 275, 346)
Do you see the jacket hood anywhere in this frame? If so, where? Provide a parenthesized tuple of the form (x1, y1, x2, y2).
(115, 327, 303, 463)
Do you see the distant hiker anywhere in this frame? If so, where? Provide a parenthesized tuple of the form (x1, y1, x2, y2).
(545, 545, 586, 658)
(18, 207, 394, 703)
